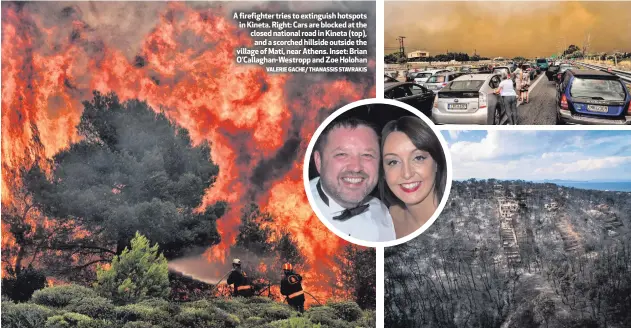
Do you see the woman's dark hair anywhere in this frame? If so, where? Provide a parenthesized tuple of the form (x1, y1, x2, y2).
(378, 116, 447, 208)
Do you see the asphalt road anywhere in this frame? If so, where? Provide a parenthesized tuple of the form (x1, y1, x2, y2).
(515, 74, 558, 125)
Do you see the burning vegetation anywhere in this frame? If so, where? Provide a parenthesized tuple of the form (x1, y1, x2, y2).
(1, 0, 376, 318)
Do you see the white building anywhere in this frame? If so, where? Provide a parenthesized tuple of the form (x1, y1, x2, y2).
(408, 50, 430, 59)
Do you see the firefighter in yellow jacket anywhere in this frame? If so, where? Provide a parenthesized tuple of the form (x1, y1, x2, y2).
(227, 259, 254, 297)
(280, 263, 305, 312)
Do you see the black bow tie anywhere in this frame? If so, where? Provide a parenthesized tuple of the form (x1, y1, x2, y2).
(332, 204, 370, 221)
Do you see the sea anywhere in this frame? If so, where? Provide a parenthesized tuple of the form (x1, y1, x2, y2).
(554, 182, 631, 192)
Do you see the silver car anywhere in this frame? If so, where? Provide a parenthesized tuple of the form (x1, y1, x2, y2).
(423, 72, 465, 94)
(432, 74, 503, 125)
(414, 69, 450, 84)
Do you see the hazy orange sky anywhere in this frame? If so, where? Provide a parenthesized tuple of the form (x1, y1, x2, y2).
(385, 1, 631, 58)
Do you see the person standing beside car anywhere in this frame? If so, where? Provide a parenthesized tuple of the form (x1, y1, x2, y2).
(513, 64, 523, 101)
(495, 72, 519, 125)
(520, 64, 531, 103)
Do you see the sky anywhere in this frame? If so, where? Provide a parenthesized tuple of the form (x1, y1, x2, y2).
(442, 130, 631, 181)
(385, 1, 631, 58)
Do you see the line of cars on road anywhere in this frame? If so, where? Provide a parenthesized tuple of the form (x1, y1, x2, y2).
(385, 61, 631, 125)
(385, 62, 539, 124)
(385, 71, 509, 125)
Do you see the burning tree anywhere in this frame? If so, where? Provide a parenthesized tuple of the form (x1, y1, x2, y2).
(23, 91, 226, 278)
(229, 204, 305, 298)
(1, 125, 52, 301)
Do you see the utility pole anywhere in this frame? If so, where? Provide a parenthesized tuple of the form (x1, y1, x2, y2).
(397, 36, 406, 59)
(583, 32, 591, 58)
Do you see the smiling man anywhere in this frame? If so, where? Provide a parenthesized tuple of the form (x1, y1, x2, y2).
(310, 117, 396, 242)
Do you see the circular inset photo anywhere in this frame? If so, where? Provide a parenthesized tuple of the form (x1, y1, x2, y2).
(304, 98, 452, 247)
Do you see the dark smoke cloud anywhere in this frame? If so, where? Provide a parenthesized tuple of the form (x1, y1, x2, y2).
(385, 1, 631, 58)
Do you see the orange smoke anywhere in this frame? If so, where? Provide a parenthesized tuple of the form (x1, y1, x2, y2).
(1, 2, 374, 301)
(385, 1, 631, 58)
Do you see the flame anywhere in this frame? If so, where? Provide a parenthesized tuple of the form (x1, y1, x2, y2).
(1, 2, 374, 301)
(258, 261, 267, 273)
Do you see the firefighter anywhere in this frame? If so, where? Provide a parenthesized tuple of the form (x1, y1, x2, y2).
(227, 259, 253, 297)
(280, 263, 305, 313)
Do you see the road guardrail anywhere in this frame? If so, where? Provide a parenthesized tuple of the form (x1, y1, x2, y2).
(578, 62, 631, 83)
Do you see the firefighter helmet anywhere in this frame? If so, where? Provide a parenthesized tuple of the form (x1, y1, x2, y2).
(232, 258, 241, 265)
(282, 263, 292, 271)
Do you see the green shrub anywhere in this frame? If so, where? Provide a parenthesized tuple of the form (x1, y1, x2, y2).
(175, 306, 239, 328)
(261, 303, 293, 321)
(211, 298, 253, 318)
(266, 317, 322, 328)
(94, 232, 169, 305)
(136, 297, 180, 315)
(114, 303, 170, 324)
(243, 316, 267, 327)
(65, 296, 115, 319)
(32, 284, 97, 307)
(1, 301, 53, 328)
(136, 297, 170, 309)
(183, 299, 213, 309)
(243, 296, 274, 304)
(327, 301, 363, 322)
(175, 307, 213, 327)
(213, 298, 244, 313)
(247, 301, 295, 322)
(45, 312, 110, 328)
(307, 306, 342, 326)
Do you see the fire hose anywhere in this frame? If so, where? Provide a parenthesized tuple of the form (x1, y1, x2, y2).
(270, 281, 322, 306)
(208, 270, 233, 295)
(282, 290, 322, 306)
(300, 290, 323, 306)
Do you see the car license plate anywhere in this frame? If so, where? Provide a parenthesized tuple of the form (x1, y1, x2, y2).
(448, 103, 467, 110)
(586, 105, 608, 113)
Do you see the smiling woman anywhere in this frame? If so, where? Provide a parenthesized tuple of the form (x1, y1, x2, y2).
(379, 116, 447, 239)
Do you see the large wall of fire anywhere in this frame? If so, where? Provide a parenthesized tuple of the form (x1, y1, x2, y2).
(1, 1, 376, 302)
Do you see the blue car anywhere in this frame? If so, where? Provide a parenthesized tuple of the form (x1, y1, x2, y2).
(556, 69, 631, 124)
(536, 58, 549, 71)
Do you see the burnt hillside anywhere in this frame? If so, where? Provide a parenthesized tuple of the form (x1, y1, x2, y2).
(385, 179, 631, 328)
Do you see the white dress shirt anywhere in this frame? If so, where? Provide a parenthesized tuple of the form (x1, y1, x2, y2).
(309, 177, 396, 242)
